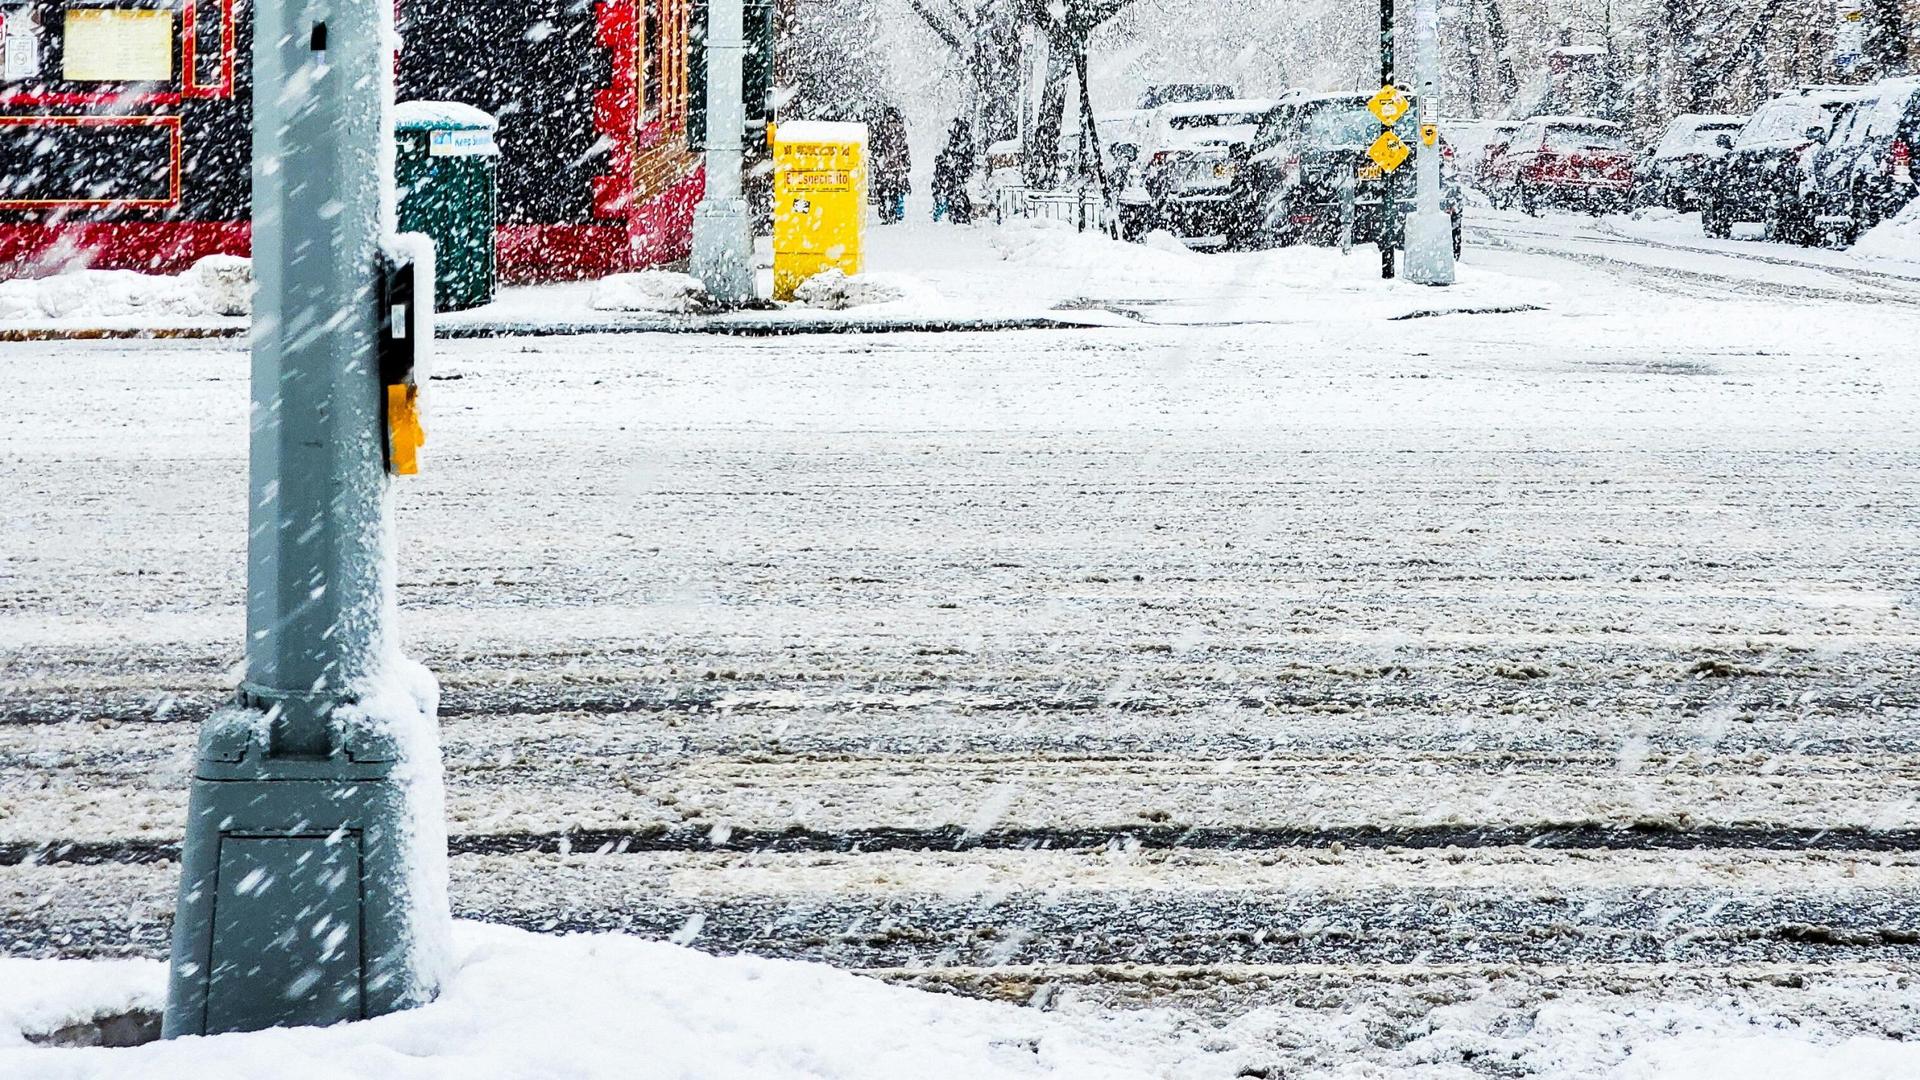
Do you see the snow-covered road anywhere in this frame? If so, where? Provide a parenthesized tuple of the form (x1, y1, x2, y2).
(5, 214, 1920, 1072)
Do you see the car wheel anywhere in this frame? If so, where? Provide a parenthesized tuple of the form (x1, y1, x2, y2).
(1702, 198, 1730, 238)
(1519, 182, 1539, 216)
(1761, 195, 1797, 244)
(1852, 183, 1880, 235)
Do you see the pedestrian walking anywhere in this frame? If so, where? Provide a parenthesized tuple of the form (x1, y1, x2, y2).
(932, 120, 975, 224)
(869, 105, 911, 224)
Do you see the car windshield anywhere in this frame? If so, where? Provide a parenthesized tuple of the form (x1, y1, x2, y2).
(1735, 101, 1828, 147)
(1299, 101, 1414, 146)
(1544, 125, 1624, 152)
(1168, 112, 1264, 130)
(1655, 123, 1740, 157)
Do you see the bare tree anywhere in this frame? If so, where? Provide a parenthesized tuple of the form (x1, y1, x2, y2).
(901, 0, 1135, 181)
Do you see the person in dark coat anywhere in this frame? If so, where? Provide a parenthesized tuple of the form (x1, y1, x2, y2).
(932, 120, 975, 224)
(869, 105, 911, 223)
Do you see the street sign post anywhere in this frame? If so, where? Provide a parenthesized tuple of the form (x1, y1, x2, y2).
(163, 0, 451, 1038)
(1377, 0, 1396, 279)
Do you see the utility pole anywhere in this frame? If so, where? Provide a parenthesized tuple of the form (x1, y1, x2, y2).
(163, 0, 451, 1037)
(1380, 0, 1396, 279)
(692, 0, 755, 304)
(1405, 0, 1455, 284)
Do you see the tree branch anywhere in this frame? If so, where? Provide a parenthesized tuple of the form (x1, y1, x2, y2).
(903, 0, 965, 50)
(1080, 0, 1135, 29)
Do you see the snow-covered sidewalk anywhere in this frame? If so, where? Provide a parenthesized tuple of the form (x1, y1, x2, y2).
(0, 218, 1560, 337)
(8, 922, 1920, 1079)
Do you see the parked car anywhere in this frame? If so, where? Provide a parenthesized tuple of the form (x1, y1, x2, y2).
(1638, 113, 1747, 210)
(1446, 119, 1519, 191)
(1700, 86, 1859, 242)
(1483, 116, 1635, 213)
(1135, 98, 1277, 245)
(1808, 77, 1920, 246)
(1225, 92, 1462, 255)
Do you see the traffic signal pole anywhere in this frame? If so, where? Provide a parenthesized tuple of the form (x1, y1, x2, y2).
(1405, 0, 1457, 284)
(1380, 0, 1396, 279)
(691, 0, 756, 303)
(163, 0, 451, 1037)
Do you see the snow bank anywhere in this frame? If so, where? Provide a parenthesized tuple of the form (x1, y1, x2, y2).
(0, 958, 163, 1050)
(981, 216, 1558, 322)
(0, 256, 251, 322)
(1615, 1033, 1920, 1080)
(8, 925, 1920, 1079)
(589, 270, 712, 314)
(1852, 201, 1920, 262)
(792, 268, 938, 310)
(0, 923, 1200, 1078)
(185, 256, 252, 316)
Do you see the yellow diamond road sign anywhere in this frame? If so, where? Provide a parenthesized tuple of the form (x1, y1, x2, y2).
(1367, 85, 1410, 125)
(1368, 130, 1411, 173)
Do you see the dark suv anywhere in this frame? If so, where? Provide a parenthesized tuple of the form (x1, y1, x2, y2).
(1808, 77, 1920, 246)
(1638, 114, 1746, 211)
(1701, 87, 1858, 243)
(1224, 92, 1461, 253)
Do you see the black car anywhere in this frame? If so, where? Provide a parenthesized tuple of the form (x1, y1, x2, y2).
(1225, 92, 1461, 254)
(1808, 77, 1920, 246)
(1701, 87, 1858, 243)
(1637, 113, 1746, 211)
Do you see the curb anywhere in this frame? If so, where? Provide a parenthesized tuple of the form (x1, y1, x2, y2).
(7, 315, 1119, 343)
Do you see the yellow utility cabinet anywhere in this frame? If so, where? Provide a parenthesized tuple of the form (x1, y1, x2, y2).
(772, 121, 868, 300)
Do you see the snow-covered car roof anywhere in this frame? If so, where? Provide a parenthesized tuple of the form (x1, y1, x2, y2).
(1780, 85, 1867, 106)
(1154, 98, 1277, 119)
(1853, 79, 1920, 134)
(1523, 116, 1622, 129)
(1662, 113, 1747, 129)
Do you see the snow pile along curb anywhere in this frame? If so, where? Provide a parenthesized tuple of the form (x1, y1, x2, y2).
(0, 923, 1202, 1078)
(0, 257, 250, 323)
(1852, 201, 1920, 263)
(589, 270, 713, 314)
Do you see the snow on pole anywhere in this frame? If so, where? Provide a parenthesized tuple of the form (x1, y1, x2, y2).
(691, 0, 757, 305)
(1405, 0, 1457, 286)
(163, 0, 451, 1038)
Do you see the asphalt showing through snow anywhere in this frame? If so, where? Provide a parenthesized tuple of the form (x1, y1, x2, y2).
(4, 217, 1920, 1061)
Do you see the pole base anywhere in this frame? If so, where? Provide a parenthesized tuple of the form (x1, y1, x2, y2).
(1404, 209, 1456, 286)
(690, 196, 756, 306)
(163, 681, 451, 1037)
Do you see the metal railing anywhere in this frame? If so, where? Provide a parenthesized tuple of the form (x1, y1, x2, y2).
(991, 185, 1110, 232)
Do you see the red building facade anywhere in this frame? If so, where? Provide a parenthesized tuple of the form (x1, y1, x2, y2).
(0, 0, 703, 281)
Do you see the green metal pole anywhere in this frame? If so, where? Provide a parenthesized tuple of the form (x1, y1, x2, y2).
(163, 0, 450, 1038)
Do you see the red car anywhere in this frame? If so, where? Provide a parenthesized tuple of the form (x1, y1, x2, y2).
(1486, 116, 1636, 214)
